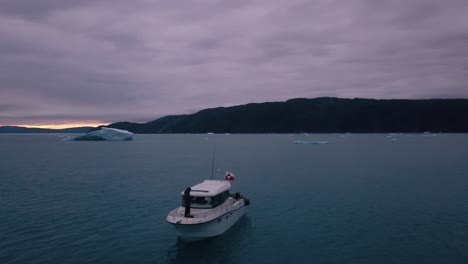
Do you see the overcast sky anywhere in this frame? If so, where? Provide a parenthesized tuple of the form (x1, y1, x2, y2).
(1, 0, 467, 126)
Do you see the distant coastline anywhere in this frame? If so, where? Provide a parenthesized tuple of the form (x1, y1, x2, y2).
(3, 97, 468, 134)
(0, 126, 94, 134)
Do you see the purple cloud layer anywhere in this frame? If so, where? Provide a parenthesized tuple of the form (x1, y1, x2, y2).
(1, 0, 467, 125)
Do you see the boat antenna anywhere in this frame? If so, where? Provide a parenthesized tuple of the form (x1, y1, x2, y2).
(210, 144, 216, 179)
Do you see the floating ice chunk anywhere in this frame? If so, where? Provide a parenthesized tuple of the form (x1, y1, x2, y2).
(294, 140, 328, 144)
(73, 127, 133, 141)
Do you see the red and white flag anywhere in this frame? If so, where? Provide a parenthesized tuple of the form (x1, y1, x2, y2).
(225, 172, 235, 181)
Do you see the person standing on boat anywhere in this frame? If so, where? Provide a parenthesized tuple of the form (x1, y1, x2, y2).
(184, 187, 192, 217)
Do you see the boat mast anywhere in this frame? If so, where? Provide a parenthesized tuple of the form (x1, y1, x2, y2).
(210, 144, 216, 179)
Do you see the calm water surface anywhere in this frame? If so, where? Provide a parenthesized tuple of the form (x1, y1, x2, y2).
(1, 134, 468, 264)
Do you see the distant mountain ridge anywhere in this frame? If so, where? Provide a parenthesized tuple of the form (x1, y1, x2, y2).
(105, 97, 468, 133)
(0, 126, 94, 133)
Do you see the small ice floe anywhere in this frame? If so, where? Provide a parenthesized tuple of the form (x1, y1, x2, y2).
(73, 127, 133, 141)
(294, 140, 329, 145)
(387, 133, 399, 141)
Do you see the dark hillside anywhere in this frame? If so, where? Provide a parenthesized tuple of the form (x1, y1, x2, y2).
(106, 98, 468, 133)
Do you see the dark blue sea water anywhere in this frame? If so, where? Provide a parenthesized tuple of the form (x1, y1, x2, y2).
(1, 134, 468, 264)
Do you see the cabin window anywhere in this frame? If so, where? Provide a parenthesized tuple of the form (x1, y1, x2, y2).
(210, 190, 229, 207)
(182, 196, 212, 209)
(181, 190, 230, 208)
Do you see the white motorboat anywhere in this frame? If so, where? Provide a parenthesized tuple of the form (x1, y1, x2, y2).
(166, 174, 250, 241)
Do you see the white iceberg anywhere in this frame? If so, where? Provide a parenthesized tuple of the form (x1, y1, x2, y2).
(73, 127, 134, 141)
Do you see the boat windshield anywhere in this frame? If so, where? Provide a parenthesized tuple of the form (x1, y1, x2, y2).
(182, 196, 212, 209)
(182, 190, 230, 209)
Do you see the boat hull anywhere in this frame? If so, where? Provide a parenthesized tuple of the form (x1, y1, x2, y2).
(169, 206, 245, 241)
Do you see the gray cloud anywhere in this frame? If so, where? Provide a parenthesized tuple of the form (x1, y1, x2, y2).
(0, 0, 467, 126)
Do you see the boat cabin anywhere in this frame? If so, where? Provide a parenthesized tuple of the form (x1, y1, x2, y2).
(181, 180, 231, 209)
